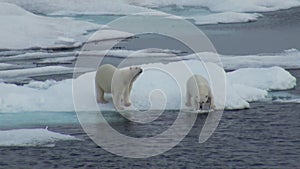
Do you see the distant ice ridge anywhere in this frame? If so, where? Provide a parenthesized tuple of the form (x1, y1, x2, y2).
(0, 2, 135, 50)
(0, 61, 296, 112)
(0, 66, 92, 82)
(177, 49, 300, 70)
(3, 0, 299, 15)
(0, 0, 154, 16)
(125, 0, 300, 13)
(0, 2, 98, 49)
(0, 128, 80, 147)
(2, 0, 300, 26)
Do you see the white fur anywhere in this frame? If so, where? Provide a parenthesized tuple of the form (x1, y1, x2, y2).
(185, 75, 215, 110)
(95, 64, 142, 110)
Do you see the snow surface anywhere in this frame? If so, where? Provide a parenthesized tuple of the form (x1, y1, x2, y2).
(0, 128, 79, 147)
(0, 60, 296, 112)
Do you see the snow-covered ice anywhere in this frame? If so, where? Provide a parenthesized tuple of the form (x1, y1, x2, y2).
(0, 128, 79, 147)
(0, 60, 296, 112)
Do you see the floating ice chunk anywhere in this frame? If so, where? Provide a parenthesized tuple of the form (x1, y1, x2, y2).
(0, 128, 80, 147)
(227, 67, 297, 91)
(274, 98, 300, 103)
(187, 12, 262, 25)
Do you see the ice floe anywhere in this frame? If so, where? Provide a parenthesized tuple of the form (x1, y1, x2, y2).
(0, 128, 79, 147)
(0, 60, 297, 112)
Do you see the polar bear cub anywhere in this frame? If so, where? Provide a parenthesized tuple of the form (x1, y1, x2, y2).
(185, 74, 215, 110)
(95, 64, 143, 110)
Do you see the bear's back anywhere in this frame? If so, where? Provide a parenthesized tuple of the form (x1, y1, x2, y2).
(95, 64, 116, 92)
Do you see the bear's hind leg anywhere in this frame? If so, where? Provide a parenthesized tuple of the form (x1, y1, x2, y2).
(185, 92, 192, 107)
(96, 84, 108, 104)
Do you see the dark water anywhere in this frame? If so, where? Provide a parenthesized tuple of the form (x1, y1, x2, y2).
(0, 102, 299, 168)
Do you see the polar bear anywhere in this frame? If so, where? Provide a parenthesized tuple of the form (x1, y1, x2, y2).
(185, 74, 215, 110)
(95, 64, 143, 110)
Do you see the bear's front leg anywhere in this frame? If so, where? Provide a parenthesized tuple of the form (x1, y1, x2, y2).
(112, 91, 125, 110)
(185, 92, 192, 107)
(193, 98, 200, 111)
(208, 96, 216, 110)
(123, 84, 132, 107)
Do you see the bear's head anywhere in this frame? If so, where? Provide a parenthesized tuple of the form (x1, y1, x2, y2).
(196, 88, 209, 105)
(129, 66, 143, 81)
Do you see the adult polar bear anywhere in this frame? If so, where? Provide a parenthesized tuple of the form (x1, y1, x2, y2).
(186, 74, 215, 111)
(95, 64, 143, 110)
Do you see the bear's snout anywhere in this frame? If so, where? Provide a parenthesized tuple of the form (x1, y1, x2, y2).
(138, 69, 143, 74)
